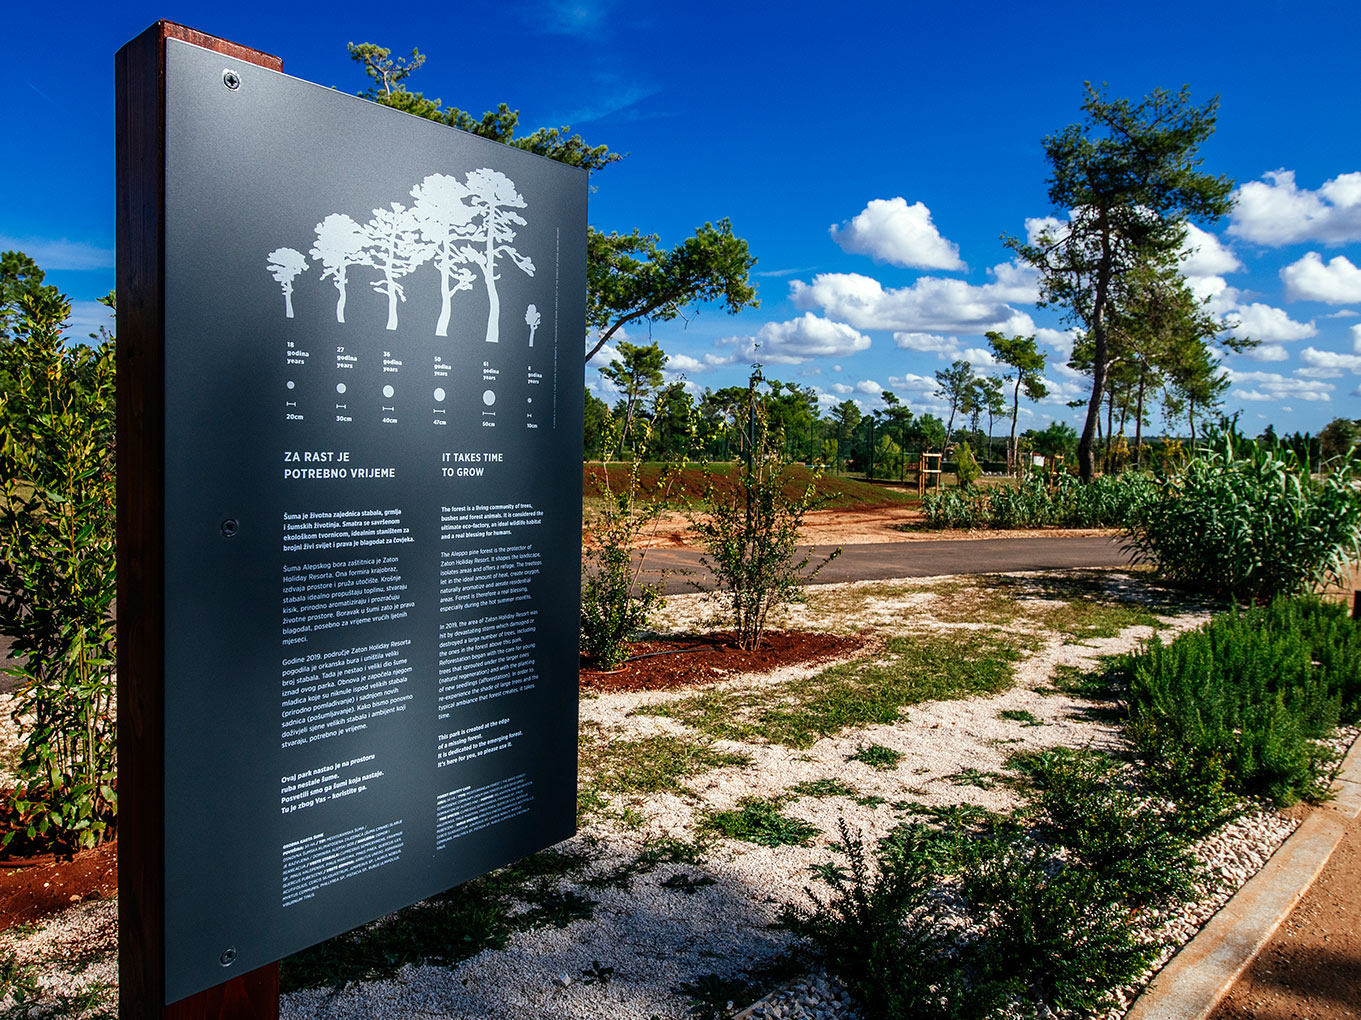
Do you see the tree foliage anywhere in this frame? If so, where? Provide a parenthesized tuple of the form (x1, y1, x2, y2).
(1006, 84, 1234, 481)
(584, 222, 758, 363)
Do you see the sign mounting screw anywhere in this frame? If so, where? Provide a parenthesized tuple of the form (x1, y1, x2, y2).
(220, 947, 237, 967)
(222, 69, 241, 91)
(220, 518, 239, 538)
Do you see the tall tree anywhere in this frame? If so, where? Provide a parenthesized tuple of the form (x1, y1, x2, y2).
(830, 400, 862, 475)
(349, 43, 623, 173)
(934, 359, 975, 446)
(986, 332, 1048, 471)
(1004, 84, 1234, 482)
(584, 223, 759, 363)
(979, 375, 1006, 462)
(599, 341, 667, 454)
(266, 247, 308, 318)
(0, 251, 59, 338)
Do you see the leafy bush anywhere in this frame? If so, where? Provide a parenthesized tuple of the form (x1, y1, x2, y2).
(691, 371, 838, 650)
(580, 455, 671, 669)
(0, 291, 117, 854)
(1125, 423, 1361, 603)
(922, 471, 1154, 530)
(1125, 595, 1360, 806)
(791, 752, 1203, 1018)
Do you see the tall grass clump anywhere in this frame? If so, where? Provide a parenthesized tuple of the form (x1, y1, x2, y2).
(922, 472, 1154, 530)
(1126, 595, 1361, 806)
(1125, 422, 1361, 603)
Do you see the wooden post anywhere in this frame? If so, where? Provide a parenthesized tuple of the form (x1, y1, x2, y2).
(116, 21, 283, 1020)
(1352, 589, 1360, 621)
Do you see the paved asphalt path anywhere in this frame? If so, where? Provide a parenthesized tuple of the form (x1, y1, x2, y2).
(635, 535, 1133, 595)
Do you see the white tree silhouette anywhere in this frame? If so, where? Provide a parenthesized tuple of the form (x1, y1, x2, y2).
(458, 169, 535, 343)
(363, 203, 433, 331)
(410, 174, 478, 337)
(311, 213, 371, 323)
(266, 247, 308, 318)
(525, 304, 541, 347)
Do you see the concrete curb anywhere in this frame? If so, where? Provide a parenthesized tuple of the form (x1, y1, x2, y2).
(1124, 737, 1361, 1020)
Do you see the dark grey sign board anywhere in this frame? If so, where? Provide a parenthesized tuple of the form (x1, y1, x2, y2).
(159, 38, 584, 1002)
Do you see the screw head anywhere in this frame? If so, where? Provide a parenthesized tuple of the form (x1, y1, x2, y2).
(220, 518, 239, 538)
(223, 69, 241, 91)
(220, 947, 237, 967)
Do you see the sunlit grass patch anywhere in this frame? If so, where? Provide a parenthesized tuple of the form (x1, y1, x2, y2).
(638, 630, 1024, 749)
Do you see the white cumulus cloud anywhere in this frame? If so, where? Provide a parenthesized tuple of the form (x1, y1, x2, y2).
(829, 198, 965, 270)
(1180, 223, 1242, 277)
(1224, 302, 1317, 342)
(1299, 346, 1361, 375)
(1245, 343, 1290, 362)
(1229, 169, 1361, 245)
(855, 379, 884, 396)
(718, 312, 871, 365)
(1353, 323, 1361, 353)
(1226, 369, 1334, 402)
(1280, 252, 1361, 304)
(789, 272, 1029, 335)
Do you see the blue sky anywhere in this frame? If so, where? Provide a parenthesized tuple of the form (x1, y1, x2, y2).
(5, 0, 1360, 436)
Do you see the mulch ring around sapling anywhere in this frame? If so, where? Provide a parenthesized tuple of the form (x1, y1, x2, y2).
(579, 630, 866, 693)
(0, 840, 118, 929)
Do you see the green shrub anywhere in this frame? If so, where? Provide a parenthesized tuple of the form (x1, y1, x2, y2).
(691, 371, 838, 650)
(1126, 595, 1360, 806)
(953, 442, 982, 488)
(792, 752, 1203, 1017)
(580, 456, 670, 669)
(0, 291, 117, 854)
(1125, 423, 1361, 603)
(703, 797, 819, 847)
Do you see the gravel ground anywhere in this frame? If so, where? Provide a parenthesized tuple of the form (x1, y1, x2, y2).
(1, 568, 1350, 1020)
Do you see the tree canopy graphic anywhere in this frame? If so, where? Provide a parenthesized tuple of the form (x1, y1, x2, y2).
(362, 203, 433, 331)
(410, 174, 479, 337)
(459, 169, 536, 344)
(266, 247, 308, 318)
(310, 213, 371, 323)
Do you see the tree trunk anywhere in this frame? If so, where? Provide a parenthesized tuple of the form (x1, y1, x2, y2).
(385, 276, 399, 330)
(283, 284, 294, 319)
(1078, 227, 1112, 483)
(1010, 376, 1021, 474)
(1134, 366, 1147, 469)
(483, 210, 500, 343)
(335, 269, 347, 324)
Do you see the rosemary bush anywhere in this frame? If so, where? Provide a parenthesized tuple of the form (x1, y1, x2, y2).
(0, 292, 117, 853)
(1126, 595, 1361, 806)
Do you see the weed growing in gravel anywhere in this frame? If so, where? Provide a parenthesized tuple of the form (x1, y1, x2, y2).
(847, 743, 905, 769)
(579, 729, 752, 797)
(792, 747, 1206, 1018)
(584, 836, 707, 890)
(790, 778, 858, 798)
(676, 972, 762, 1020)
(660, 872, 717, 894)
(945, 767, 1003, 790)
(640, 630, 1022, 749)
(998, 708, 1044, 726)
(281, 846, 594, 991)
(702, 797, 820, 847)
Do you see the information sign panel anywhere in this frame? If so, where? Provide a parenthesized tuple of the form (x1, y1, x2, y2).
(157, 38, 585, 1002)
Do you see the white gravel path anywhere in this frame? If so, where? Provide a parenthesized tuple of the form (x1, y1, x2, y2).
(1, 569, 1348, 1020)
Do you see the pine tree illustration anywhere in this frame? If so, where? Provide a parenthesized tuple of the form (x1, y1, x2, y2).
(311, 214, 371, 323)
(410, 174, 478, 337)
(363, 203, 433, 331)
(458, 169, 535, 343)
(266, 247, 308, 318)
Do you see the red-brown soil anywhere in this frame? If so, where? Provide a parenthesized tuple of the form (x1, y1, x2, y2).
(579, 629, 865, 694)
(0, 839, 117, 929)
